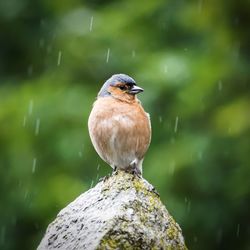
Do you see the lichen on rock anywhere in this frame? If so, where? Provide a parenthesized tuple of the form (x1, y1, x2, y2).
(38, 171, 187, 250)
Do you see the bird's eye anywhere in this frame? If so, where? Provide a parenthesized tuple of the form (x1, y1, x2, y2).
(118, 86, 127, 91)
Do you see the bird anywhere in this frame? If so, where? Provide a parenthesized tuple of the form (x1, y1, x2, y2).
(88, 73, 151, 177)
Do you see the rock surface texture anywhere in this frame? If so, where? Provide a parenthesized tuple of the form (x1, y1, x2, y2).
(38, 171, 187, 250)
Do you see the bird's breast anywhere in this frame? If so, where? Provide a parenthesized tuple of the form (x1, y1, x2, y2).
(88, 97, 151, 167)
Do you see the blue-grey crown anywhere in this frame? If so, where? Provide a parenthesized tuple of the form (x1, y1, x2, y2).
(98, 74, 136, 97)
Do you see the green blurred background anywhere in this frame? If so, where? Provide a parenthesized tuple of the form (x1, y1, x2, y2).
(0, 0, 250, 249)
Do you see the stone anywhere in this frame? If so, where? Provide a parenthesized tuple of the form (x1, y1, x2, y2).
(38, 171, 187, 250)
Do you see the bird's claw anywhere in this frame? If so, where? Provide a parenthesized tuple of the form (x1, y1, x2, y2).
(112, 166, 119, 175)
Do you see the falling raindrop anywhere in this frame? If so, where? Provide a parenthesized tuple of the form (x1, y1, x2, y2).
(95, 174, 99, 182)
(40, 19, 45, 27)
(106, 48, 110, 63)
(28, 99, 33, 116)
(198, 151, 203, 160)
(132, 50, 136, 58)
(170, 137, 176, 144)
(159, 116, 162, 123)
(28, 65, 33, 76)
(57, 50, 62, 66)
(198, 0, 203, 13)
(90, 180, 94, 188)
(218, 80, 223, 91)
(78, 151, 83, 158)
(236, 224, 240, 237)
(24, 189, 29, 200)
(164, 65, 168, 73)
(174, 116, 179, 133)
(187, 200, 191, 213)
(169, 161, 175, 175)
(97, 164, 100, 171)
(32, 158, 37, 173)
(35, 118, 40, 136)
(23, 116, 27, 127)
(89, 16, 94, 31)
(39, 38, 45, 48)
(193, 236, 198, 243)
(1, 226, 5, 245)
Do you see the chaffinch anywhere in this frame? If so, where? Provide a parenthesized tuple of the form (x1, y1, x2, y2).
(88, 74, 151, 176)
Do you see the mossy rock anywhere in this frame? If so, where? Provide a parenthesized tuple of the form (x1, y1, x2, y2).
(38, 171, 187, 250)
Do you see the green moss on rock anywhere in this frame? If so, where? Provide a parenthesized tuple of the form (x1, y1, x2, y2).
(98, 171, 187, 249)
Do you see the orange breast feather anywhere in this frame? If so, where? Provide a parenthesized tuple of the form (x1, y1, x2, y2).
(88, 97, 151, 168)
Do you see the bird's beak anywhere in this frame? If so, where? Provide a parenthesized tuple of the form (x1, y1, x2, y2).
(128, 85, 144, 95)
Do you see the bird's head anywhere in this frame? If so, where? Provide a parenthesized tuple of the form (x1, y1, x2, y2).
(98, 74, 143, 102)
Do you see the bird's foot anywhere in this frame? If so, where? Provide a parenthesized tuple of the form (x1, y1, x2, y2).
(112, 166, 119, 175)
(125, 163, 142, 179)
(130, 168, 142, 179)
